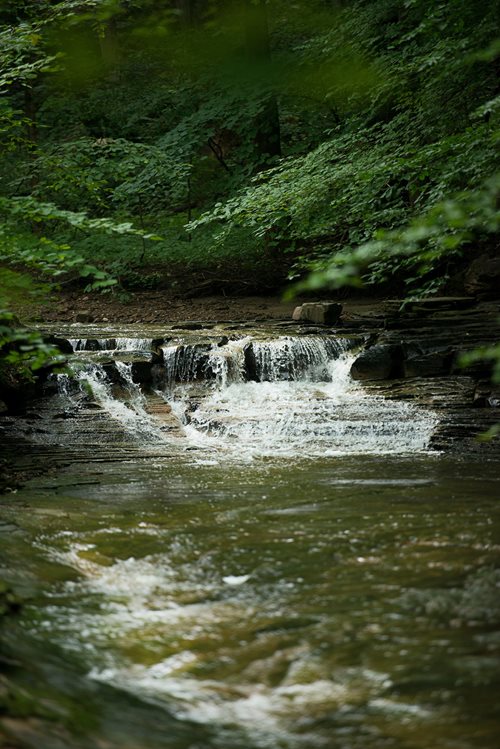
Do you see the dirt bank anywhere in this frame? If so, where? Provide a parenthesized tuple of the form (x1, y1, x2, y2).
(24, 289, 389, 326)
(26, 290, 300, 324)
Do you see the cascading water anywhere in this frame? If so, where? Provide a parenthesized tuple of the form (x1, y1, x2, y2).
(55, 360, 166, 442)
(177, 351, 438, 458)
(56, 333, 438, 457)
(159, 335, 437, 457)
(69, 337, 152, 352)
(249, 336, 347, 382)
(162, 336, 253, 389)
(8, 327, 499, 749)
(114, 338, 153, 351)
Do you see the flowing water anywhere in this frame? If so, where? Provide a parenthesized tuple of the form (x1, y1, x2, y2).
(1, 329, 499, 749)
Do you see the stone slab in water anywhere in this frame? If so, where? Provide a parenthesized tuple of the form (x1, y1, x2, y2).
(388, 297, 477, 312)
(171, 322, 207, 330)
(292, 302, 342, 325)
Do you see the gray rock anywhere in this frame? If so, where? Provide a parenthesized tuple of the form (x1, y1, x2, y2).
(292, 302, 342, 325)
(130, 360, 154, 384)
(75, 311, 94, 323)
(151, 338, 165, 351)
(350, 344, 403, 380)
(244, 343, 258, 382)
(44, 335, 74, 354)
(464, 255, 500, 298)
(402, 343, 454, 378)
(473, 382, 500, 408)
(75, 338, 108, 351)
(171, 322, 204, 330)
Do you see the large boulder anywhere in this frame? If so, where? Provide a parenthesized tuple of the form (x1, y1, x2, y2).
(292, 302, 342, 325)
(44, 335, 74, 354)
(464, 255, 500, 298)
(473, 382, 500, 408)
(350, 344, 403, 381)
(130, 360, 154, 384)
(402, 342, 454, 378)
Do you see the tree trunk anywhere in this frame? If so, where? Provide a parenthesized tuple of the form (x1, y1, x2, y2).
(24, 87, 38, 152)
(98, 17, 121, 79)
(24, 86, 41, 233)
(175, 0, 195, 26)
(244, 0, 281, 165)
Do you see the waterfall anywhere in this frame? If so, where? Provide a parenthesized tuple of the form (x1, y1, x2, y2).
(179, 354, 437, 458)
(114, 338, 152, 351)
(208, 337, 252, 388)
(249, 336, 347, 382)
(162, 337, 252, 389)
(55, 360, 165, 442)
(55, 333, 438, 457)
(69, 338, 152, 352)
(161, 343, 212, 386)
(161, 336, 352, 387)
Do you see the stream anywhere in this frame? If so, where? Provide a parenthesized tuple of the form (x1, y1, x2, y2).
(1, 327, 499, 748)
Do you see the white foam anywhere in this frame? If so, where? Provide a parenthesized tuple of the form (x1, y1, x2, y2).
(60, 334, 439, 458)
(74, 362, 165, 442)
(176, 354, 438, 458)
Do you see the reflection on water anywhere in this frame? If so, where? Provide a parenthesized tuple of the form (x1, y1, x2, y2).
(0, 330, 498, 747)
(2, 455, 500, 748)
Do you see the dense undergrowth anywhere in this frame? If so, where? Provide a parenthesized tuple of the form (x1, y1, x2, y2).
(0, 0, 499, 380)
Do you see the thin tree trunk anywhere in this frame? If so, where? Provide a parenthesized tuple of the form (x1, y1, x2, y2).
(98, 17, 121, 79)
(244, 0, 281, 165)
(24, 86, 41, 234)
(176, 0, 195, 26)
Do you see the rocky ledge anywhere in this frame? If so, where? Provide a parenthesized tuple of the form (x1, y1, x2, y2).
(1, 297, 499, 484)
(296, 297, 500, 455)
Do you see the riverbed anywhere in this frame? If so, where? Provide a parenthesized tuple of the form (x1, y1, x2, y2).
(1, 326, 499, 748)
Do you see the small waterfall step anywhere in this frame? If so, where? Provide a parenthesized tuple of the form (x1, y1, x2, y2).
(142, 393, 182, 434)
(161, 335, 356, 386)
(69, 337, 156, 352)
(21, 328, 440, 458)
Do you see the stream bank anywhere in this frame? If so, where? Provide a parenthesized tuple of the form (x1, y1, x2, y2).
(3, 295, 500, 465)
(0, 295, 499, 748)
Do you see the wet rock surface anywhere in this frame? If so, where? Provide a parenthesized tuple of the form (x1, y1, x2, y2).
(1, 297, 500, 486)
(339, 298, 500, 456)
(350, 344, 403, 381)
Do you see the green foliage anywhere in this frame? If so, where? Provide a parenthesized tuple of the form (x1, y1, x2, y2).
(14, 137, 191, 213)
(0, 198, 131, 293)
(295, 175, 500, 295)
(188, 0, 499, 294)
(0, 0, 499, 301)
(0, 0, 498, 427)
(0, 310, 64, 395)
(0, 314, 63, 373)
(0, 267, 48, 308)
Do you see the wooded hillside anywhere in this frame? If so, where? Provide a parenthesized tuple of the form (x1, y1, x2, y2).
(1, 0, 499, 306)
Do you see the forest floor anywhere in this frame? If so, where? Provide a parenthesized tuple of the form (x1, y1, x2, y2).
(24, 289, 320, 324)
(21, 284, 392, 325)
